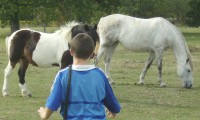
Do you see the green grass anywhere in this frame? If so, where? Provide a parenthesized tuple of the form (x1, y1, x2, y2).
(0, 27, 200, 120)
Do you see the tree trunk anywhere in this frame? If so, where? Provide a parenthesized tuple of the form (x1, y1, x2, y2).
(43, 23, 46, 33)
(10, 12, 20, 34)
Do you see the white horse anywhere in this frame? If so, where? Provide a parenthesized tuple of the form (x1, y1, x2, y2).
(95, 14, 193, 88)
(2, 22, 99, 97)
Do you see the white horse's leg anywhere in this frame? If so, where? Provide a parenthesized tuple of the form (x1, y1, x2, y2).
(2, 61, 13, 97)
(155, 49, 166, 87)
(94, 45, 107, 65)
(104, 42, 119, 84)
(138, 52, 155, 85)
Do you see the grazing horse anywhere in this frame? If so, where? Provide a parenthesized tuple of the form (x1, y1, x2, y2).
(95, 14, 193, 88)
(2, 22, 99, 97)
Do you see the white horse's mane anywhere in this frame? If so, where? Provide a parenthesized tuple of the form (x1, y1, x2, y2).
(170, 22, 193, 70)
(182, 34, 193, 70)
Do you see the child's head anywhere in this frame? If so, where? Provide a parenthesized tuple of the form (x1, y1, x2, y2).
(69, 33, 94, 59)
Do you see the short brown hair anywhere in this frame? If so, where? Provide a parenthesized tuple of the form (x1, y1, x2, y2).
(69, 33, 94, 59)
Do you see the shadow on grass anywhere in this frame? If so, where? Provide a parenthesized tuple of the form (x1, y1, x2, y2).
(113, 82, 200, 89)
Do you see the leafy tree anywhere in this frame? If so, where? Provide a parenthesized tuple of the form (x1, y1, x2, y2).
(64, 0, 95, 22)
(0, 0, 196, 33)
(1, 0, 20, 33)
(95, 0, 121, 14)
(0, 0, 60, 33)
(187, 0, 200, 27)
(119, 0, 191, 25)
(57, 0, 121, 24)
(170, 0, 190, 24)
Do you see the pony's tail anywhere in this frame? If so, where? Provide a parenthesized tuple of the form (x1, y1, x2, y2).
(5, 36, 10, 55)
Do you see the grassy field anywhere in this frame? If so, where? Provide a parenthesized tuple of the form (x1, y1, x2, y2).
(0, 27, 200, 120)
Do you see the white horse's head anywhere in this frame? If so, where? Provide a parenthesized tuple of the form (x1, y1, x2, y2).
(178, 58, 193, 89)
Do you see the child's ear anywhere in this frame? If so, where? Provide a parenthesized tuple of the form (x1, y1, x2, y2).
(69, 49, 73, 56)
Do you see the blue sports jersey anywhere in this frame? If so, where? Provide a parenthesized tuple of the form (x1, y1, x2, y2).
(46, 65, 120, 120)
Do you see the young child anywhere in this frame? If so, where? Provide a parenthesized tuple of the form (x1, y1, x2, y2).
(38, 33, 121, 120)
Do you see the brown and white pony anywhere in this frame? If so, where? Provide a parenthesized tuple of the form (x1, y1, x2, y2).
(2, 22, 99, 97)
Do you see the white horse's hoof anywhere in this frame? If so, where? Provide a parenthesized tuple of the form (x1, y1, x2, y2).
(2, 92, 9, 97)
(160, 83, 166, 88)
(138, 81, 144, 85)
(109, 81, 115, 85)
(21, 90, 32, 97)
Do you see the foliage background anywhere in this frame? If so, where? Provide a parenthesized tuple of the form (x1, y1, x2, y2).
(0, 0, 200, 33)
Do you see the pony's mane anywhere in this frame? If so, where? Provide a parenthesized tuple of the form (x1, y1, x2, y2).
(61, 21, 81, 30)
(55, 21, 81, 42)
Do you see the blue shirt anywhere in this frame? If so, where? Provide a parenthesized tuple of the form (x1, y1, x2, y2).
(46, 65, 121, 120)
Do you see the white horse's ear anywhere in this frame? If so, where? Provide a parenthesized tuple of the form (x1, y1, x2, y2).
(186, 57, 190, 63)
(94, 24, 97, 30)
(84, 25, 89, 31)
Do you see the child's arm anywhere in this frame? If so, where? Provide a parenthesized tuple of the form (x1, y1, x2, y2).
(38, 107, 53, 120)
(103, 76, 121, 114)
(106, 109, 117, 118)
(38, 72, 63, 120)
(97, 69, 120, 117)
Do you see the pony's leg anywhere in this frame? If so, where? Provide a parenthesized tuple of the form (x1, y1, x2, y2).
(61, 50, 73, 69)
(155, 49, 166, 87)
(104, 42, 119, 84)
(2, 61, 14, 97)
(18, 59, 32, 97)
(138, 52, 155, 85)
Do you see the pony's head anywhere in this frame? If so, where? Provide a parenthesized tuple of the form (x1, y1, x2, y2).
(71, 24, 99, 58)
(178, 58, 193, 89)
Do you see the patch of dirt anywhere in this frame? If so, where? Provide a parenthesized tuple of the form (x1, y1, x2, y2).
(189, 47, 200, 52)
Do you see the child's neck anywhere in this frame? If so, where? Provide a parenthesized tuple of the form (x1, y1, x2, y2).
(73, 58, 89, 65)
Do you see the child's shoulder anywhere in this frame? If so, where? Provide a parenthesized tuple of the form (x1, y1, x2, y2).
(92, 67, 107, 77)
(93, 67, 103, 73)
(57, 67, 70, 76)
